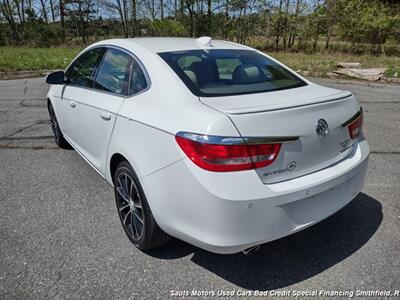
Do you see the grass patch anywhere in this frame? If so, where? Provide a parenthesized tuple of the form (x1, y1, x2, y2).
(1, 47, 399, 80)
(267, 52, 400, 78)
(384, 67, 400, 78)
(0, 47, 82, 72)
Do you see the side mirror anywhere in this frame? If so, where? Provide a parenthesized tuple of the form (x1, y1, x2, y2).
(46, 71, 67, 85)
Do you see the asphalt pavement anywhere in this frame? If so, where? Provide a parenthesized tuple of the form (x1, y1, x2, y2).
(0, 77, 399, 299)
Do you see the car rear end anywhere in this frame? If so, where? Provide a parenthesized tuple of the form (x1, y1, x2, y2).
(142, 46, 369, 254)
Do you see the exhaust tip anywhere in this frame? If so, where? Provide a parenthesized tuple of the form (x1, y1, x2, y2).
(242, 245, 260, 255)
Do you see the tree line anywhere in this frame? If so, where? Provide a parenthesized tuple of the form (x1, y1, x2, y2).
(1, 0, 399, 56)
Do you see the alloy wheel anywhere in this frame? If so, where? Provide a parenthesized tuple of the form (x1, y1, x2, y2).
(116, 172, 144, 241)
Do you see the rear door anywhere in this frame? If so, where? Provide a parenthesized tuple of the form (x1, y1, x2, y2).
(76, 47, 136, 174)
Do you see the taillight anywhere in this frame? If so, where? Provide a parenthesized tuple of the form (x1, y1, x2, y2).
(175, 132, 281, 172)
(348, 110, 363, 139)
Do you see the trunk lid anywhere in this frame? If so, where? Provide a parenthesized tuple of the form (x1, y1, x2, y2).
(200, 83, 360, 183)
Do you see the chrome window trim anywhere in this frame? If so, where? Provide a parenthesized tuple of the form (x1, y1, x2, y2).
(64, 46, 105, 91)
(340, 107, 363, 128)
(176, 131, 299, 145)
(63, 44, 152, 99)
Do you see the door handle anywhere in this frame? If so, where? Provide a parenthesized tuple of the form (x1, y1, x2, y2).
(99, 111, 111, 121)
(69, 101, 76, 108)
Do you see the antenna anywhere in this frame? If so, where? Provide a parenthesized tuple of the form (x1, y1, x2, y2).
(196, 36, 212, 47)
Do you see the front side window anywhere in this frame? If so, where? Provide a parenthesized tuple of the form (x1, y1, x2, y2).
(159, 49, 307, 97)
(93, 48, 133, 95)
(66, 48, 104, 88)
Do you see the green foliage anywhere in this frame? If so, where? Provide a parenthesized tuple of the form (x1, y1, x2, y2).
(384, 39, 400, 56)
(0, 0, 399, 57)
(337, 0, 399, 52)
(0, 25, 7, 45)
(0, 47, 81, 72)
(19, 22, 65, 47)
(246, 38, 275, 51)
(149, 19, 187, 37)
(384, 67, 400, 78)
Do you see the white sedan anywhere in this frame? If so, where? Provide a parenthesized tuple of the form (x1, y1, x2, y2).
(46, 37, 369, 254)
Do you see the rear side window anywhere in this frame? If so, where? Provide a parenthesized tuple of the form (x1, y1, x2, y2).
(159, 49, 307, 97)
(66, 48, 104, 88)
(129, 60, 148, 95)
(93, 48, 133, 95)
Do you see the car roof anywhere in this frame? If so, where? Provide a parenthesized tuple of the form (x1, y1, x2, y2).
(93, 37, 251, 54)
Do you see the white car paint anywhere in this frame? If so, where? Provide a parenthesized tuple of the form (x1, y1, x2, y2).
(55, 85, 82, 142)
(47, 37, 369, 254)
(75, 89, 124, 174)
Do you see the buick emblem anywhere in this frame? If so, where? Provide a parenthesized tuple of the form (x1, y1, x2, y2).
(287, 161, 296, 171)
(316, 119, 329, 139)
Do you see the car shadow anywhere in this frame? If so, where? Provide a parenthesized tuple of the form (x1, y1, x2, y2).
(146, 193, 382, 290)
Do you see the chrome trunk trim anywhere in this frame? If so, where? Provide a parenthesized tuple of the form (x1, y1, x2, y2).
(340, 107, 363, 128)
(175, 132, 299, 145)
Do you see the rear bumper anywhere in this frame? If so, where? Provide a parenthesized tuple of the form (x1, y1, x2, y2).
(142, 139, 369, 254)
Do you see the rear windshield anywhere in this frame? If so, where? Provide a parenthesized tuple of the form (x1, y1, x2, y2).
(158, 49, 307, 97)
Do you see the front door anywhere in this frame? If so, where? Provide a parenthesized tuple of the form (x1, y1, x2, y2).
(60, 47, 105, 145)
(56, 85, 82, 144)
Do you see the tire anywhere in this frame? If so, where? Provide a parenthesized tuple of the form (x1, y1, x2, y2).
(114, 161, 170, 250)
(47, 102, 72, 149)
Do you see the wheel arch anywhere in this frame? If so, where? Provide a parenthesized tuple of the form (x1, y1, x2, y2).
(47, 97, 52, 109)
(47, 96, 58, 116)
(109, 153, 129, 183)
